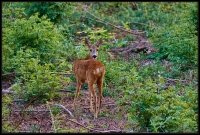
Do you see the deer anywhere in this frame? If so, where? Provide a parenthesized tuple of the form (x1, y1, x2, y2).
(73, 38, 105, 119)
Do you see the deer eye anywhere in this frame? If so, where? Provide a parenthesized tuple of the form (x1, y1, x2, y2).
(96, 49, 99, 51)
(90, 49, 92, 52)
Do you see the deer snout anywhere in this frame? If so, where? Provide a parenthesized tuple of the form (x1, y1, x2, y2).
(92, 55, 97, 59)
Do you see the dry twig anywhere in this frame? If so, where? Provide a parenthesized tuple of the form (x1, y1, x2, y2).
(2, 90, 15, 94)
(66, 118, 122, 133)
(165, 77, 189, 82)
(2, 87, 16, 94)
(52, 103, 74, 117)
(83, 103, 116, 109)
(47, 101, 57, 132)
(58, 89, 74, 93)
(2, 72, 15, 76)
(14, 109, 50, 112)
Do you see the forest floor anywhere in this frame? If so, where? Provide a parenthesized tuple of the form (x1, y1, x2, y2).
(3, 79, 129, 133)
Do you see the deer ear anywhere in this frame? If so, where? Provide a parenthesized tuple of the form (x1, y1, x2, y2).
(96, 39, 103, 47)
(85, 38, 90, 47)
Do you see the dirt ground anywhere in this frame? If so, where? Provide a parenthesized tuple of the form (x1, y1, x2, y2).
(7, 90, 128, 133)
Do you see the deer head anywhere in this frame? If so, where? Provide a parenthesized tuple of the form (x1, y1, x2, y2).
(85, 38, 103, 59)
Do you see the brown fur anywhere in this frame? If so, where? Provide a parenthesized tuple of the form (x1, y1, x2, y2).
(73, 39, 105, 119)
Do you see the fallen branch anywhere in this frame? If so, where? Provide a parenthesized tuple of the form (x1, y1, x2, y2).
(164, 77, 189, 82)
(128, 21, 148, 26)
(58, 89, 74, 93)
(83, 103, 116, 109)
(93, 129, 122, 133)
(47, 102, 57, 133)
(2, 72, 15, 76)
(84, 10, 145, 36)
(52, 103, 74, 117)
(15, 131, 37, 133)
(14, 109, 50, 112)
(2, 87, 16, 94)
(50, 72, 73, 76)
(2, 90, 15, 94)
(2, 71, 73, 76)
(13, 99, 25, 102)
(120, 102, 131, 106)
(66, 118, 122, 133)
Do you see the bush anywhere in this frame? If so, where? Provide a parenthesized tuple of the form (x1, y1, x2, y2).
(3, 12, 64, 72)
(123, 75, 198, 132)
(143, 3, 198, 70)
(2, 95, 15, 132)
(12, 58, 70, 103)
(3, 4, 72, 103)
(24, 2, 74, 24)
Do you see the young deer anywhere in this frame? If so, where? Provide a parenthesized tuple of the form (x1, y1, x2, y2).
(73, 38, 105, 119)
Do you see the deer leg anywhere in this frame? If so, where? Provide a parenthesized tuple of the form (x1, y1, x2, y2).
(73, 81, 82, 109)
(96, 78, 103, 117)
(88, 82, 97, 119)
(89, 90, 94, 113)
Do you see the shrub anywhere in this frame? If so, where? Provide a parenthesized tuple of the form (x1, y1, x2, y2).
(12, 57, 70, 103)
(123, 76, 198, 132)
(3, 12, 64, 72)
(3, 5, 72, 103)
(143, 3, 198, 70)
(2, 95, 15, 132)
(24, 2, 74, 24)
